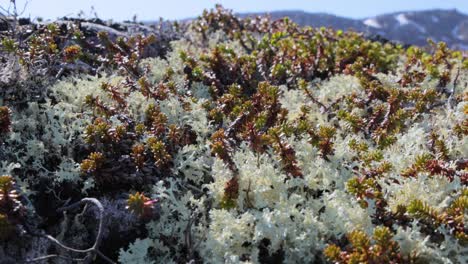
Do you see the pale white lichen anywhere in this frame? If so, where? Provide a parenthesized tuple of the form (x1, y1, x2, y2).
(382, 174, 461, 212)
(322, 190, 374, 237)
(119, 238, 156, 264)
(202, 210, 256, 263)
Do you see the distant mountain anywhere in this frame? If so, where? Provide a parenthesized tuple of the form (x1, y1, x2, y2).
(238, 9, 468, 50)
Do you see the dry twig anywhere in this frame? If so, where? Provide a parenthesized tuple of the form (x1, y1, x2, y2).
(25, 198, 116, 264)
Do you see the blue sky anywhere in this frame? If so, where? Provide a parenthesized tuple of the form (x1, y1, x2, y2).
(1, 0, 468, 21)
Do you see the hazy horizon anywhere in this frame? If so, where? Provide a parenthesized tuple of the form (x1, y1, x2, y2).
(0, 0, 467, 22)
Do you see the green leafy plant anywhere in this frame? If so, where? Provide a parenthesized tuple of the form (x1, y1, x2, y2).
(407, 189, 468, 243)
(127, 192, 157, 219)
(324, 227, 410, 263)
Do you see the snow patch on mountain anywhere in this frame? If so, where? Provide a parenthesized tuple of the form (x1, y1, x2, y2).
(393, 13, 427, 33)
(364, 18, 381, 28)
(411, 22, 427, 33)
(395, 14, 410, 25)
(452, 25, 466, 40)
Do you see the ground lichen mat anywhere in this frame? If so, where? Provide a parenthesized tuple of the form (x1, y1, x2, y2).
(0, 5, 467, 264)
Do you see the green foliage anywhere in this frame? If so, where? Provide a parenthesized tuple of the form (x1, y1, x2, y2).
(147, 137, 172, 168)
(127, 192, 156, 219)
(407, 190, 468, 243)
(324, 227, 409, 263)
(1, 37, 18, 53)
(80, 152, 105, 173)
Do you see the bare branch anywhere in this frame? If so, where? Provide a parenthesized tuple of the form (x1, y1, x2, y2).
(448, 66, 460, 109)
(18, 0, 30, 17)
(303, 84, 344, 115)
(25, 198, 116, 264)
(184, 215, 194, 259)
(25, 254, 87, 262)
(302, 84, 327, 111)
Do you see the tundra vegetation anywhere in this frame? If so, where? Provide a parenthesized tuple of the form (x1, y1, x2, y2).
(0, 4, 467, 264)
